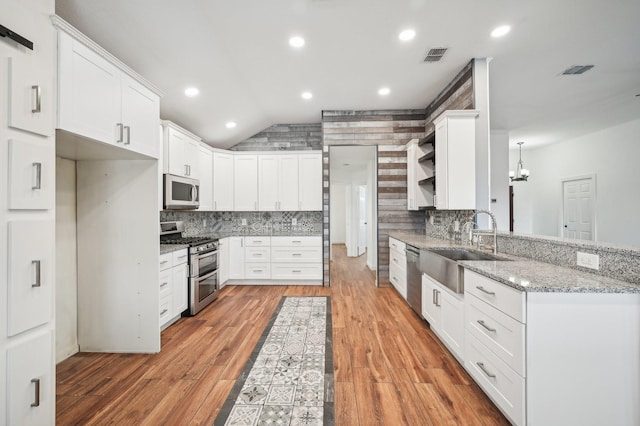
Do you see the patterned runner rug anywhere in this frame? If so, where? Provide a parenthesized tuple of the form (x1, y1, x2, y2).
(214, 296, 334, 426)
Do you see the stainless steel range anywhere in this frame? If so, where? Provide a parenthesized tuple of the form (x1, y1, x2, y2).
(160, 221, 219, 315)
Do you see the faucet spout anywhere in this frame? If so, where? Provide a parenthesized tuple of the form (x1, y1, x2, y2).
(467, 210, 498, 254)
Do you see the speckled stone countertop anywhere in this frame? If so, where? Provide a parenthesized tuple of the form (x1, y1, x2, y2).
(160, 244, 189, 255)
(389, 232, 640, 294)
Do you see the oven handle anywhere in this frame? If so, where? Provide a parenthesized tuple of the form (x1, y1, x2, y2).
(194, 269, 218, 284)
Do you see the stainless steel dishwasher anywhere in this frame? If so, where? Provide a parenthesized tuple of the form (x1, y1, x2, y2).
(405, 245, 422, 317)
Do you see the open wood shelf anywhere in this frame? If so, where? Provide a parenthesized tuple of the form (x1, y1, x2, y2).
(418, 132, 435, 146)
(418, 176, 435, 186)
(418, 151, 435, 163)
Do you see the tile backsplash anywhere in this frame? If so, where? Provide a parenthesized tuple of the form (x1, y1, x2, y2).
(425, 210, 475, 239)
(160, 210, 323, 236)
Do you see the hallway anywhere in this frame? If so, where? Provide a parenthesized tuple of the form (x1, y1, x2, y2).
(55, 245, 507, 425)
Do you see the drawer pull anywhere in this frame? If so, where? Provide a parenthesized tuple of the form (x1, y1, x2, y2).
(160, 309, 168, 316)
(292, 270, 301, 273)
(292, 240, 301, 243)
(32, 162, 42, 190)
(32, 85, 42, 113)
(476, 286, 496, 296)
(32, 260, 41, 287)
(161, 281, 169, 288)
(254, 269, 262, 272)
(254, 253, 263, 256)
(176, 255, 187, 260)
(476, 362, 496, 378)
(292, 253, 302, 256)
(160, 260, 169, 265)
(31, 378, 40, 407)
(477, 320, 496, 332)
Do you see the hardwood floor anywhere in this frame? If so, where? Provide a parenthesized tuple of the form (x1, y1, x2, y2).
(56, 245, 508, 425)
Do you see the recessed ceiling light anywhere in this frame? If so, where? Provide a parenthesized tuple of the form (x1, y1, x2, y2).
(398, 29, 416, 41)
(491, 25, 511, 38)
(184, 87, 199, 97)
(301, 91, 313, 100)
(289, 36, 305, 48)
(225, 121, 237, 129)
(378, 87, 390, 96)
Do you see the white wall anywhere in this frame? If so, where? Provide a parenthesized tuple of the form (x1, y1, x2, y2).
(511, 118, 640, 246)
(330, 184, 346, 244)
(490, 131, 510, 231)
(55, 157, 78, 362)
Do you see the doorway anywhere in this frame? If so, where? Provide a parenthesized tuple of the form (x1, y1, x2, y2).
(329, 146, 378, 285)
(562, 175, 596, 240)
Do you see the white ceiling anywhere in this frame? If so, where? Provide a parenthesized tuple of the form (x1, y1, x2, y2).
(55, 0, 640, 150)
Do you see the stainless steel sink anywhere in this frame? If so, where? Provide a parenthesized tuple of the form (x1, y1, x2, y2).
(420, 249, 510, 293)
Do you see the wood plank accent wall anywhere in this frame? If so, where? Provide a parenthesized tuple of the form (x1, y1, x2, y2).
(424, 60, 475, 134)
(322, 110, 427, 286)
(230, 123, 322, 151)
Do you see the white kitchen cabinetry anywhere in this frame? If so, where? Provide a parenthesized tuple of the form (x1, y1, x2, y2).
(433, 110, 478, 210)
(2, 2, 56, 424)
(406, 137, 435, 211)
(212, 151, 234, 211)
(421, 274, 465, 361)
(229, 237, 246, 279)
(271, 236, 322, 281)
(234, 155, 258, 211)
(158, 248, 188, 330)
(258, 154, 299, 211)
(162, 121, 201, 179)
(218, 237, 230, 287)
(172, 251, 189, 317)
(198, 144, 213, 210)
(463, 269, 640, 426)
(245, 236, 271, 279)
(298, 153, 323, 211)
(57, 26, 160, 159)
(388, 237, 407, 299)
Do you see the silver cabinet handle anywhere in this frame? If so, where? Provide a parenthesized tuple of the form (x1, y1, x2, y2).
(476, 362, 496, 378)
(31, 85, 41, 113)
(160, 260, 169, 265)
(476, 286, 496, 296)
(116, 123, 124, 143)
(254, 253, 263, 256)
(160, 281, 169, 288)
(477, 320, 496, 333)
(185, 165, 189, 176)
(160, 309, 168, 316)
(31, 378, 40, 407)
(292, 270, 301, 273)
(32, 260, 41, 287)
(124, 126, 131, 145)
(292, 253, 302, 257)
(254, 269, 262, 272)
(176, 255, 188, 261)
(32, 162, 42, 190)
(241, 239, 243, 248)
(214, 200, 217, 210)
(292, 240, 301, 243)
(432, 289, 437, 305)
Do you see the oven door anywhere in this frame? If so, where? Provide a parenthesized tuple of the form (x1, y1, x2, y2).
(191, 250, 218, 277)
(190, 269, 218, 315)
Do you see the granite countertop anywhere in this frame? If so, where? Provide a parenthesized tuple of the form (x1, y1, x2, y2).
(160, 232, 321, 254)
(160, 244, 189, 255)
(389, 232, 640, 294)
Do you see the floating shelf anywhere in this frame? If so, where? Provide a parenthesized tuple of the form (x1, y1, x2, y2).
(418, 151, 435, 163)
(418, 176, 435, 186)
(418, 132, 435, 146)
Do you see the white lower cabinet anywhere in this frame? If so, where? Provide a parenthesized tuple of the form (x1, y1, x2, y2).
(421, 274, 464, 361)
(6, 331, 54, 426)
(388, 237, 407, 299)
(218, 237, 230, 287)
(159, 248, 188, 330)
(172, 251, 189, 316)
(229, 237, 245, 280)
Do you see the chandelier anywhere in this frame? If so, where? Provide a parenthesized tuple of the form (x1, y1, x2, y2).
(509, 142, 529, 182)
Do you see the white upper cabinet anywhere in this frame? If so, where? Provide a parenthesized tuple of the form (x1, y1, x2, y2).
(56, 26, 160, 159)
(433, 110, 478, 210)
(298, 153, 323, 211)
(212, 151, 234, 211)
(258, 154, 299, 211)
(198, 144, 213, 211)
(162, 122, 201, 179)
(234, 155, 258, 211)
(8, 139, 54, 210)
(8, 56, 54, 137)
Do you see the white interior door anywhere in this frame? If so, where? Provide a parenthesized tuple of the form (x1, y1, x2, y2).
(563, 177, 595, 240)
(358, 185, 367, 256)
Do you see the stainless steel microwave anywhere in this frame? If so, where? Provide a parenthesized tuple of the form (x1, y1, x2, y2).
(163, 174, 200, 210)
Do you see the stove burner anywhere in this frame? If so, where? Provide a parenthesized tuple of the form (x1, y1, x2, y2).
(162, 237, 213, 245)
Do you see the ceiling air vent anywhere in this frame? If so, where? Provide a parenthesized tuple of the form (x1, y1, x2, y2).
(424, 48, 448, 62)
(562, 65, 595, 75)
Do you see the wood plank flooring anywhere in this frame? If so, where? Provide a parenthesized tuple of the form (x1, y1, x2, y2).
(56, 245, 508, 425)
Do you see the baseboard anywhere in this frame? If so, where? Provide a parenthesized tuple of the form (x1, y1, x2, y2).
(56, 343, 80, 364)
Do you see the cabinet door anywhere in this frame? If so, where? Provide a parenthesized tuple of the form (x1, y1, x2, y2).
(184, 137, 200, 179)
(58, 32, 120, 146)
(279, 155, 299, 211)
(213, 152, 234, 211)
(234, 155, 258, 211)
(229, 237, 245, 279)
(439, 291, 465, 359)
(8, 139, 54, 210)
(434, 120, 448, 209)
(120, 74, 160, 158)
(7, 220, 54, 336)
(258, 155, 279, 210)
(167, 128, 187, 177)
(198, 145, 213, 210)
(218, 238, 230, 287)
(421, 275, 440, 330)
(172, 262, 189, 315)
(7, 332, 53, 426)
(298, 153, 322, 211)
(8, 56, 54, 137)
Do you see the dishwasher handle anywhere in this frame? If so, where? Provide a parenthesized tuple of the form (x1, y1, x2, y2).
(405, 246, 420, 261)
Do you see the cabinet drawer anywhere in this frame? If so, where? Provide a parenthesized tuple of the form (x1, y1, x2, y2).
(389, 248, 407, 271)
(245, 263, 271, 279)
(245, 236, 271, 247)
(246, 247, 271, 262)
(389, 264, 407, 299)
(159, 269, 172, 298)
(389, 237, 406, 253)
(465, 332, 525, 426)
(464, 270, 526, 323)
(466, 292, 525, 376)
(172, 248, 189, 265)
(271, 247, 322, 263)
(159, 252, 173, 271)
(271, 236, 321, 247)
(271, 263, 322, 280)
(159, 295, 172, 325)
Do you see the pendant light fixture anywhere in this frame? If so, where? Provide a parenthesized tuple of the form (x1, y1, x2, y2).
(509, 142, 529, 182)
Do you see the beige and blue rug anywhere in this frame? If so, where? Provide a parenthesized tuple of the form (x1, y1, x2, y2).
(215, 296, 334, 426)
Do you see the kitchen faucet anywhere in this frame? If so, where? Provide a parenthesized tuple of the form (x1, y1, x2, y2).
(464, 210, 498, 254)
